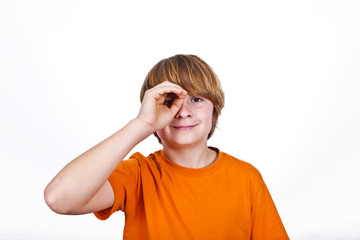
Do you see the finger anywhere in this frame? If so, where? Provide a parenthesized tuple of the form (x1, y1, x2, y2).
(168, 97, 185, 115)
(153, 81, 187, 95)
(151, 86, 187, 102)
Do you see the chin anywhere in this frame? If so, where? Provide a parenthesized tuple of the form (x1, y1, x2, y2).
(161, 136, 207, 148)
(157, 128, 211, 148)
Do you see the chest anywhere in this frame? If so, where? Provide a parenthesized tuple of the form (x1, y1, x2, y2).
(138, 169, 253, 238)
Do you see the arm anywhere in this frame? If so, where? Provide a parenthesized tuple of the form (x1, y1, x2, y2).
(44, 81, 187, 215)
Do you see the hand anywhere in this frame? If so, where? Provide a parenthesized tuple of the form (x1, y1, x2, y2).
(136, 81, 187, 131)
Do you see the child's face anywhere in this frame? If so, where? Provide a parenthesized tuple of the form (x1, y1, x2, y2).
(156, 94, 214, 148)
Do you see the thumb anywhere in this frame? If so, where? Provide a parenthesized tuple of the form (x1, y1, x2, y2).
(168, 97, 184, 116)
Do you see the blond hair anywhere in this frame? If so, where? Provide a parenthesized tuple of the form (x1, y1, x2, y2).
(140, 54, 225, 142)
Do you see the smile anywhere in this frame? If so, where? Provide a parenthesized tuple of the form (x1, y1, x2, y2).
(171, 125, 197, 130)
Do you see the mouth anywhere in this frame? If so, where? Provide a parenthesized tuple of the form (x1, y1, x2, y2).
(171, 125, 197, 130)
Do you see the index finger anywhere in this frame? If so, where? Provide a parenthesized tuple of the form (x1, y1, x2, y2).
(151, 82, 187, 100)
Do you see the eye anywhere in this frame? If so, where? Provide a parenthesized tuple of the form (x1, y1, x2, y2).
(164, 97, 174, 107)
(192, 97, 203, 103)
(164, 99, 172, 107)
(164, 93, 176, 107)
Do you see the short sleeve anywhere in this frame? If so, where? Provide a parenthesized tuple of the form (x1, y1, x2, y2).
(250, 172, 289, 240)
(94, 158, 141, 220)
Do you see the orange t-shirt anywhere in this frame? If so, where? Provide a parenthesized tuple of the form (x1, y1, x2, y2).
(94, 148, 289, 240)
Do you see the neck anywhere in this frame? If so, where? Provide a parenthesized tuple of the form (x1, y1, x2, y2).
(162, 142, 218, 169)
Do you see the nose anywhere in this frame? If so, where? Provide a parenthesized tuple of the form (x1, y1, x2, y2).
(175, 99, 192, 119)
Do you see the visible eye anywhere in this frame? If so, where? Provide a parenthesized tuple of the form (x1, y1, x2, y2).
(164, 93, 176, 107)
(164, 98, 173, 107)
(192, 97, 203, 103)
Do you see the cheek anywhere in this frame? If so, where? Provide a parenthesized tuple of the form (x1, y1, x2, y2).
(199, 108, 214, 128)
(155, 127, 170, 141)
(156, 129, 165, 139)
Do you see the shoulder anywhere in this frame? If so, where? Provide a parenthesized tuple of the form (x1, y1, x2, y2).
(119, 151, 156, 165)
(128, 151, 161, 165)
(218, 150, 264, 181)
(117, 150, 162, 172)
(220, 151, 259, 172)
(219, 150, 269, 195)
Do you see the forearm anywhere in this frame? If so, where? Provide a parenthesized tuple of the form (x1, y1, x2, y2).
(44, 118, 154, 213)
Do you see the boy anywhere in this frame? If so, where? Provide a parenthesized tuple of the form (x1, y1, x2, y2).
(45, 54, 289, 239)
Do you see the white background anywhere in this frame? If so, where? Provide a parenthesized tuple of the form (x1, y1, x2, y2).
(1, 0, 359, 239)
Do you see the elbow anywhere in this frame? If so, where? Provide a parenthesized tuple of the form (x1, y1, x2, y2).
(44, 184, 72, 215)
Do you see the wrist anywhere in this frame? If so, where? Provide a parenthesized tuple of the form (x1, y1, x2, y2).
(131, 118, 157, 136)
